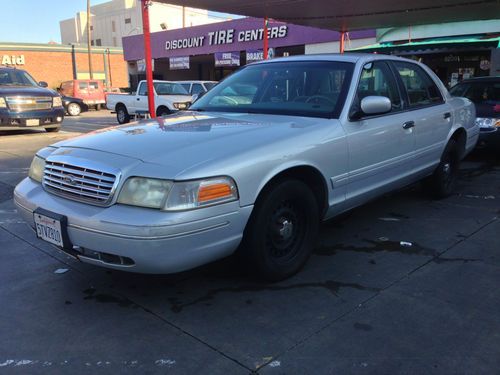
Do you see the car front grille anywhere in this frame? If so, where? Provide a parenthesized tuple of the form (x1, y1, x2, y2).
(43, 161, 118, 206)
(7, 96, 52, 112)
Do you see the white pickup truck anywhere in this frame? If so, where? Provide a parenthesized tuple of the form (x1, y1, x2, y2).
(106, 80, 193, 124)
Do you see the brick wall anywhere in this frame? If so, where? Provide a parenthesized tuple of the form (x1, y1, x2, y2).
(0, 49, 129, 89)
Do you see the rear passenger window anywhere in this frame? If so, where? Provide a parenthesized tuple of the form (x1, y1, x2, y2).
(393, 62, 443, 107)
(89, 81, 99, 90)
(191, 84, 204, 95)
(355, 61, 402, 114)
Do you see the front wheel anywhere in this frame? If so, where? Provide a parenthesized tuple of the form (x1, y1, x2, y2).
(239, 179, 319, 281)
(424, 139, 460, 199)
(116, 105, 130, 124)
(67, 102, 81, 116)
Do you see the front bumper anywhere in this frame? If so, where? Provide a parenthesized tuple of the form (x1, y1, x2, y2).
(476, 127, 500, 149)
(0, 108, 64, 130)
(14, 177, 253, 274)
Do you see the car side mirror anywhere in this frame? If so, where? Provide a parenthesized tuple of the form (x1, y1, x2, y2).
(360, 96, 392, 116)
(38, 81, 48, 88)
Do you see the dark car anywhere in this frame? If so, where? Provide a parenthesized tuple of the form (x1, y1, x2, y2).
(0, 67, 64, 132)
(62, 95, 89, 116)
(450, 77, 500, 149)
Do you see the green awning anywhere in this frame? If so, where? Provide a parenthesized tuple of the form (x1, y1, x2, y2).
(351, 34, 500, 53)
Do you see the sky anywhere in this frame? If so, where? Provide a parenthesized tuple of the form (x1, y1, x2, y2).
(0, 0, 109, 44)
(0, 0, 236, 44)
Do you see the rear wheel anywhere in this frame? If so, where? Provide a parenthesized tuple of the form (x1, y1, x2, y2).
(424, 139, 460, 199)
(239, 179, 319, 281)
(67, 102, 81, 116)
(116, 105, 130, 124)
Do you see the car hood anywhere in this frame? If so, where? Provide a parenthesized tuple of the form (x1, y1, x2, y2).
(0, 86, 56, 96)
(52, 111, 330, 178)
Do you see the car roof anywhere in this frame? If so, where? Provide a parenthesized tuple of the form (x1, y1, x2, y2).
(175, 80, 217, 83)
(455, 76, 500, 84)
(252, 53, 417, 65)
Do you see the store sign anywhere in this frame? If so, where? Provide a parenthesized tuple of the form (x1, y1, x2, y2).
(165, 25, 288, 51)
(169, 56, 190, 70)
(246, 49, 264, 63)
(215, 52, 240, 67)
(2, 55, 25, 65)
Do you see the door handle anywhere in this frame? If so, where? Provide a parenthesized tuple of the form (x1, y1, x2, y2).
(402, 121, 415, 130)
(444, 112, 451, 119)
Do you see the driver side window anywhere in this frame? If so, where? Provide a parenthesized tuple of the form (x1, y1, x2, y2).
(355, 61, 402, 115)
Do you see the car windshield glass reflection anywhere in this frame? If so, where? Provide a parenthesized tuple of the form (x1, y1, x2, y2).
(190, 61, 354, 118)
(0, 70, 38, 86)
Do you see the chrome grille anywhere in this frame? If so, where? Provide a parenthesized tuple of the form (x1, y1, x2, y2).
(7, 96, 52, 112)
(43, 161, 118, 206)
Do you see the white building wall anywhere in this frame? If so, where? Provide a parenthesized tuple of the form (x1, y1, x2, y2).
(59, 0, 222, 47)
(305, 37, 377, 54)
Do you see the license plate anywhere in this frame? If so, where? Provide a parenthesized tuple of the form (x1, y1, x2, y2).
(34, 212, 64, 248)
(26, 119, 40, 126)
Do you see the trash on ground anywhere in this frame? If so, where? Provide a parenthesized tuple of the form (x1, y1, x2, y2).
(54, 268, 69, 274)
(378, 217, 400, 222)
(400, 241, 413, 247)
(378, 237, 389, 242)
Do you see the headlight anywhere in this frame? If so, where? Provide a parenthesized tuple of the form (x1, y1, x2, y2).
(164, 176, 238, 211)
(0, 97, 6, 108)
(52, 96, 63, 107)
(28, 155, 45, 183)
(173, 102, 190, 110)
(475, 117, 500, 128)
(117, 177, 172, 209)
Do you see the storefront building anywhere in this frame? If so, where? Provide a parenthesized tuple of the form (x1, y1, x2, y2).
(122, 17, 376, 89)
(351, 20, 500, 87)
(0, 42, 129, 89)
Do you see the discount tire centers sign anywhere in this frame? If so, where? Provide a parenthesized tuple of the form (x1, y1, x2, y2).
(165, 25, 288, 51)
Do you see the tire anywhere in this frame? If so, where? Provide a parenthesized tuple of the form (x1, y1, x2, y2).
(45, 127, 60, 133)
(239, 179, 319, 281)
(424, 139, 460, 199)
(156, 107, 170, 117)
(116, 105, 130, 124)
(67, 102, 81, 116)
(95, 104, 101, 111)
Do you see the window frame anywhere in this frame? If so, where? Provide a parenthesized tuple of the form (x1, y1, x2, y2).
(390, 61, 445, 110)
(348, 60, 405, 121)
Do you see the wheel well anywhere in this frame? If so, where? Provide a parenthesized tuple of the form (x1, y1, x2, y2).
(258, 166, 328, 217)
(156, 105, 170, 116)
(115, 103, 126, 112)
(450, 128, 467, 158)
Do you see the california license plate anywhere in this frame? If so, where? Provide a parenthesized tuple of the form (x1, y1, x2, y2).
(26, 119, 40, 126)
(34, 211, 64, 248)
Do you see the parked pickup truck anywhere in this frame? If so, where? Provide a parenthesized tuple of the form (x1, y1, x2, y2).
(106, 80, 193, 124)
(0, 67, 64, 132)
(15, 54, 478, 281)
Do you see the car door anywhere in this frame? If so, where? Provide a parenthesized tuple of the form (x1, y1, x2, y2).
(133, 82, 149, 113)
(343, 60, 416, 207)
(391, 61, 452, 171)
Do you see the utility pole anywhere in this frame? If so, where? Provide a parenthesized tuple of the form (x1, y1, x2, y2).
(87, 0, 94, 79)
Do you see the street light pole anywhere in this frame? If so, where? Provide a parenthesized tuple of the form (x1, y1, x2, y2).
(141, 0, 156, 118)
(87, 0, 94, 79)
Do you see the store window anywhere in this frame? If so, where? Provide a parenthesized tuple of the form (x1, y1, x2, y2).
(355, 61, 402, 113)
(112, 20, 116, 32)
(393, 62, 443, 107)
(125, 18, 131, 24)
(95, 39, 102, 46)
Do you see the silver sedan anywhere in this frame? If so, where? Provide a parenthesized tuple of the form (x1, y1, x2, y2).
(14, 54, 478, 280)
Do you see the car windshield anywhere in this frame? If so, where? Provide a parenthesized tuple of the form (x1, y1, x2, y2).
(190, 61, 354, 118)
(450, 81, 500, 104)
(0, 69, 38, 86)
(204, 82, 217, 90)
(154, 82, 189, 95)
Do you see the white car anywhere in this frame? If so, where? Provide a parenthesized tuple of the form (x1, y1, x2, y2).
(177, 80, 218, 96)
(106, 80, 193, 124)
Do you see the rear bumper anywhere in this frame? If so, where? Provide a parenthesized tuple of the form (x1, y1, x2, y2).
(0, 108, 64, 130)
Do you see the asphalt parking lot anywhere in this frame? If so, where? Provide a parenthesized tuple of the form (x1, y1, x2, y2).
(0, 115, 499, 374)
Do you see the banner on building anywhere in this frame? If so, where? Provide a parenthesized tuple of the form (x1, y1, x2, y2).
(169, 56, 190, 70)
(214, 52, 240, 67)
(246, 49, 263, 63)
(137, 59, 155, 72)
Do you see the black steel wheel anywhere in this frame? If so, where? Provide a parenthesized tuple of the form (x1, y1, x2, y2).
(116, 105, 130, 124)
(425, 139, 460, 199)
(239, 179, 319, 281)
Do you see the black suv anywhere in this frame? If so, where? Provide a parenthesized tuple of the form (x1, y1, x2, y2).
(450, 77, 500, 149)
(0, 67, 64, 133)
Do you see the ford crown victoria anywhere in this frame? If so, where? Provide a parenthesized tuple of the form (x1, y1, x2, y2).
(14, 54, 478, 280)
